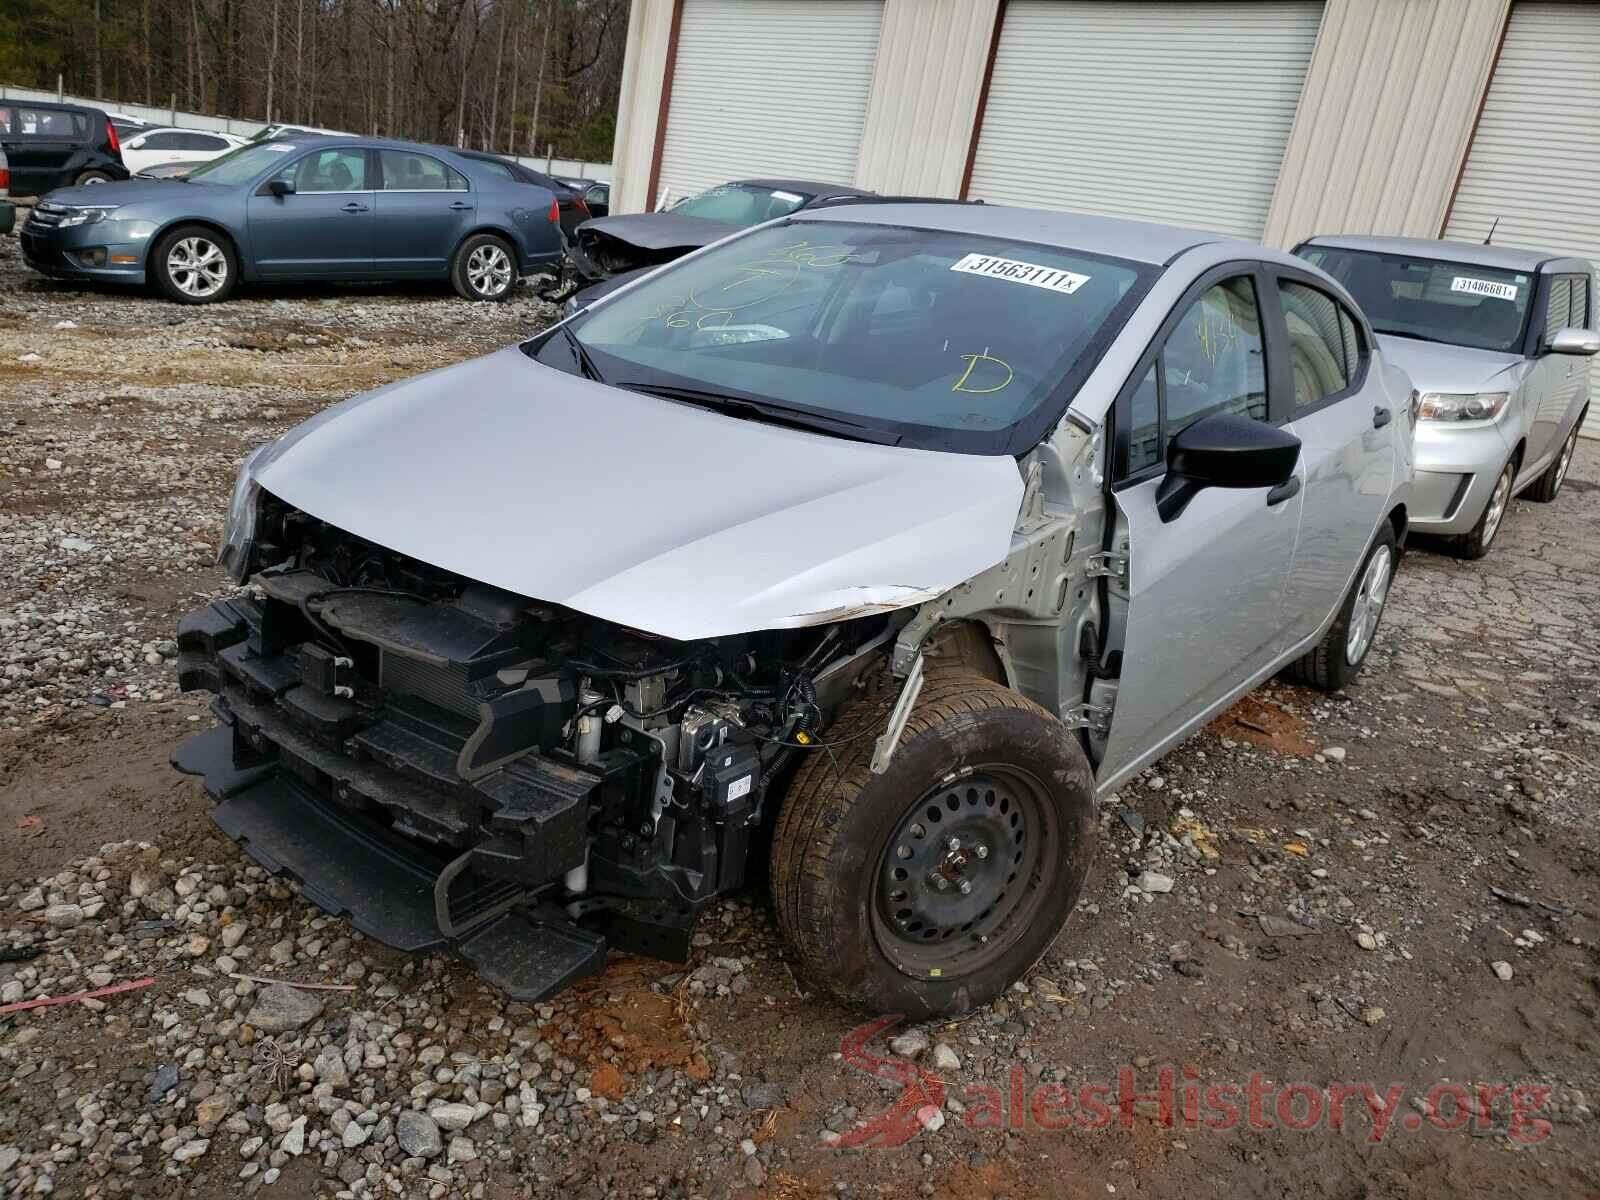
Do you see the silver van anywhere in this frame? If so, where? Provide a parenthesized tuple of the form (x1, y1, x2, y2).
(1297, 236, 1597, 557)
(175, 205, 1413, 1017)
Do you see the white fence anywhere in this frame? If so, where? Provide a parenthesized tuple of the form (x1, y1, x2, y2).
(0, 82, 610, 181)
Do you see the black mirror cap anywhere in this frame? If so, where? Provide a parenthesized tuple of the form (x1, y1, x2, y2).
(267, 178, 295, 197)
(1157, 412, 1301, 522)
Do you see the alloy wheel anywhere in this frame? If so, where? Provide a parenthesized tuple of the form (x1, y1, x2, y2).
(166, 236, 228, 299)
(467, 244, 513, 297)
(871, 768, 1056, 980)
(1344, 543, 1393, 666)
(1555, 427, 1578, 494)
(1481, 463, 1514, 547)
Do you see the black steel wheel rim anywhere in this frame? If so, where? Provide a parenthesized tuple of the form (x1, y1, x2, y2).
(871, 766, 1057, 980)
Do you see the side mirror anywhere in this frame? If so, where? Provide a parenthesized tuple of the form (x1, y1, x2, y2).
(267, 177, 295, 198)
(1156, 412, 1301, 523)
(1548, 327, 1600, 356)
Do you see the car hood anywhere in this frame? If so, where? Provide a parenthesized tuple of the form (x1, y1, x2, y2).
(40, 178, 185, 207)
(250, 346, 1025, 641)
(577, 212, 735, 252)
(1375, 334, 1525, 393)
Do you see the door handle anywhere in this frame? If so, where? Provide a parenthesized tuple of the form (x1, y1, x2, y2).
(341, 202, 369, 213)
(449, 201, 471, 211)
(1266, 476, 1301, 506)
(1372, 405, 1392, 429)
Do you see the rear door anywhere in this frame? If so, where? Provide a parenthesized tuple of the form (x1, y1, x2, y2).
(1523, 273, 1574, 467)
(5, 106, 84, 195)
(1269, 271, 1393, 637)
(247, 145, 375, 277)
(372, 149, 474, 276)
(1097, 265, 1304, 784)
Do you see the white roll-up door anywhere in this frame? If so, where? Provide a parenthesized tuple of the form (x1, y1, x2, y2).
(654, 0, 883, 209)
(1444, 3, 1600, 438)
(966, 1, 1323, 238)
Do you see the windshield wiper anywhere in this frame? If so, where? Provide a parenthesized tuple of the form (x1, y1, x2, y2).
(559, 324, 604, 383)
(1369, 327, 1460, 347)
(619, 381, 900, 445)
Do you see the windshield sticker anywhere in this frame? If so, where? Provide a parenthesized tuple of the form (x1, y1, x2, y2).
(770, 190, 802, 204)
(952, 351, 1013, 395)
(265, 143, 297, 152)
(951, 253, 1090, 295)
(1451, 276, 1519, 302)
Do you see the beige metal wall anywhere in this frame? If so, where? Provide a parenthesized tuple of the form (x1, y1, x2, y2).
(852, 0, 1000, 196)
(1262, 0, 1510, 248)
(609, 0, 679, 215)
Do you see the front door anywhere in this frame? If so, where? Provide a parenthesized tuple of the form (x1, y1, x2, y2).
(1098, 269, 1303, 786)
(1271, 273, 1394, 637)
(372, 149, 475, 276)
(246, 146, 375, 277)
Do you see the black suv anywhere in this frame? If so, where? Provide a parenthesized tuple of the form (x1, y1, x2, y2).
(0, 101, 128, 196)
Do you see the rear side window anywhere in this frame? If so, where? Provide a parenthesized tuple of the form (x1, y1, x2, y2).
(1121, 275, 1268, 476)
(379, 150, 467, 191)
(1280, 280, 1364, 414)
(142, 131, 187, 150)
(16, 107, 82, 137)
(474, 159, 516, 182)
(180, 132, 229, 151)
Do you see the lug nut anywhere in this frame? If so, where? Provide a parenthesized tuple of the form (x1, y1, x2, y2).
(932, 875, 950, 891)
(947, 836, 961, 852)
(974, 844, 989, 859)
(958, 880, 973, 895)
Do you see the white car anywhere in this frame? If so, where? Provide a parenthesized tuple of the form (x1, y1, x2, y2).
(120, 127, 247, 176)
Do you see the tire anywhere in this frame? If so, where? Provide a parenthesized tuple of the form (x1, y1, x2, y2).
(1526, 414, 1584, 503)
(150, 224, 238, 304)
(450, 233, 517, 301)
(771, 671, 1096, 1019)
(1452, 456, 1516, 559)
(75, 170, 114, 187)
(1288, 522, 1397, 692)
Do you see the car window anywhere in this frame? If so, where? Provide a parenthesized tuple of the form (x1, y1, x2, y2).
(379, 150, 466, 191)
(588, 185, 610, 205)
(473, 159, 516, 182)
(17, 107, 80, 137)
(1544, 277, 1572, 344)
(280, 147, 368, 193)
(181, 132, 228, 151)
(1122, 276, 1268, 476)
(670, 183, 809, 226)
(143, 131, 187, 150)
(550, 220, 1154, 454)
(1568, 274, 1591, 331)
(187, 141, 300, 186)
(1280, 281, 1351, 413)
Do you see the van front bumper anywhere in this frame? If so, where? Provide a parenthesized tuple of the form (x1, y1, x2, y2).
(1409, 415, 1516, 535)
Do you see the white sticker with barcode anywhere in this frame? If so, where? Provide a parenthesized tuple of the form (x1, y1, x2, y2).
(1451, 276, 1519, 301)
(727, 775, 752, 802)
(951, 253, 1090, 295)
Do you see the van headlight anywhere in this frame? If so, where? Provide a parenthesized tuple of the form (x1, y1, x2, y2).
(57, 205, 119, 227)
(1416, 391, 1509, 422)
(217, 442, 271, 581)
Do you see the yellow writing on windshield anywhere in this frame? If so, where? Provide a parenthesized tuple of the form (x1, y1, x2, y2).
(952, 352, 1013, 395)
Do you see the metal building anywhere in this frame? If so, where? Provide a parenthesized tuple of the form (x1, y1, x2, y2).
(609, 0, 1600, 436)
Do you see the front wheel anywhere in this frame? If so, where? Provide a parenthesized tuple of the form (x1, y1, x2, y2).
(450, 234, 517, 301)
(1288, 522, 1397, 692)
(771, 672, 1096, 1018)
(1453, 457, 1516, 559)
(1526, 415, 1584, 503)
(75, 169, 114, 186)
(150, 224, 238, 304)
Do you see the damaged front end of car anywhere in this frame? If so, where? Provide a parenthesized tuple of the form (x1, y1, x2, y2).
(174, 490, 901, 1000)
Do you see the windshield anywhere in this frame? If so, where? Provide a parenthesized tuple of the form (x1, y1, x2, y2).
(668, 183, 811, 227)
(1300, 246, 1533, 354)
(529, 220, 1153, 453)
(185, 141, 303, 186)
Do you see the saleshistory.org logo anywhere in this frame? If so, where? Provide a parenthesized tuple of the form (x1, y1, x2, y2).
(827, 1017, 1555, 1150)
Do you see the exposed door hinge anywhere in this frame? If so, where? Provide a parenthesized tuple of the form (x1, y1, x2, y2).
(1085, 550, 1129, 587)
(1062, 702, 1113, 734)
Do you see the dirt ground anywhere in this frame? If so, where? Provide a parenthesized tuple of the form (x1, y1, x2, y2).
(1, 231, 1598, 1200)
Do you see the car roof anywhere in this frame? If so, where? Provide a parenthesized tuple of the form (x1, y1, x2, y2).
(795, 201, 1231, 266)
(1299, 233, 1590, 274)
(732, 177, 872, 199)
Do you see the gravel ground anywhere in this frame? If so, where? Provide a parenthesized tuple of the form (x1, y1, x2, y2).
(1, 233, 1598, 1200)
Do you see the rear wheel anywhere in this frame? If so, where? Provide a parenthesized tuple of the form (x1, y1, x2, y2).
(150, 224, 238, 304)
(1453, 457, 1516, 559)
(450, 233, 517, 301)
(771, 672, 1096, 1018)
(1526, 415, 1584, 502)
(1288, 522, 1397, 692)
(75, 169, 114, 186)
